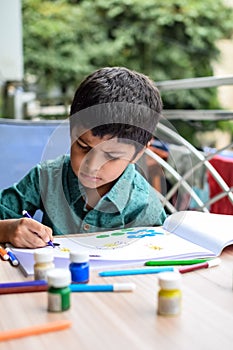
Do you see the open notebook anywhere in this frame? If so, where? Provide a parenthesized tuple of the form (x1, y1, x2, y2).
(7, 211, 233, 276)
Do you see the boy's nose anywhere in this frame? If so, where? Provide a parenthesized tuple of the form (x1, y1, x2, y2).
(84, 151, 105, 172)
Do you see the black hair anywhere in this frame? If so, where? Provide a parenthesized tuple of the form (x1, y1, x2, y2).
(70, 67, 163, 151)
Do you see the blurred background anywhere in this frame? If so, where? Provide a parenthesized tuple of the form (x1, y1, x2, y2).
(0, 0, 233, 147)
(0, 0, 233, 214)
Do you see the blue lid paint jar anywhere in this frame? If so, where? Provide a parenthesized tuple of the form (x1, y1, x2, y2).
(69, 251, 89, 284)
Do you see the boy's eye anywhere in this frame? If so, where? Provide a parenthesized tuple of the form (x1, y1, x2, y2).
(105, 153, 119, 160)
(76, 140, 91, 151)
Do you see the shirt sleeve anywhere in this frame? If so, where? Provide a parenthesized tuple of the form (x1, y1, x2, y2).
(131, 199, 167, 227)
(0, 166, 42, 219)
(125, 192, 167, 227)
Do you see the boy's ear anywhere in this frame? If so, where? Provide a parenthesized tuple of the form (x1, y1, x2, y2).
(130, 141, 151, 164)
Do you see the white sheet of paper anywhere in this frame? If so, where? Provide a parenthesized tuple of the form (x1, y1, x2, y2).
(8, 226, 214, 276)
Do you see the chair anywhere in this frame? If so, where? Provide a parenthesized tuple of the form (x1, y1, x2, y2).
(0, 118, 70, 221)
(145, 74, 233, 215)
(0, 118, 69, 189)
(145, 120, 233, 214)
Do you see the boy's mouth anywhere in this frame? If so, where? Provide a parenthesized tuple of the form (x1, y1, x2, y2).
(80, 172, 102, 182)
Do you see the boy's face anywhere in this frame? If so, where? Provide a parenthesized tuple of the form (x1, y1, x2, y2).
(70, 128, 144, 192)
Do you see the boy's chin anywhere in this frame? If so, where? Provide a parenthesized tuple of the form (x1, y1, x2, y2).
(79, 180, 99, 189)
(79, 177, 105, 190)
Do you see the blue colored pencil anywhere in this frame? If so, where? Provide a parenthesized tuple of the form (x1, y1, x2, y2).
(99, 267, 175, 277)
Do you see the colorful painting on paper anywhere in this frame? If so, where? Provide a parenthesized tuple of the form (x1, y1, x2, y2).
(71, 227, 165, 250)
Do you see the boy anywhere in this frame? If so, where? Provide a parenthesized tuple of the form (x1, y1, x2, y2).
(0, 67, 166, 247)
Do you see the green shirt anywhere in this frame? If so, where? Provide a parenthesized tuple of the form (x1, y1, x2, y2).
(0, 155, 167, 235)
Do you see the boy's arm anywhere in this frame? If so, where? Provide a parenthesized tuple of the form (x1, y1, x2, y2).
(0, 166, 41, 220)
(0, 166, 53, 248)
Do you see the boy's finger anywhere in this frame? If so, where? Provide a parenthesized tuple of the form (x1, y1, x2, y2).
(25, 220, 53, 245)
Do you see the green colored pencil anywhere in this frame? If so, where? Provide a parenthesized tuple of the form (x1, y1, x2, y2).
(144, 258, 212, 266)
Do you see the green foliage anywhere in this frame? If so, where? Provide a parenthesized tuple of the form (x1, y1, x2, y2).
(22, 0, 233, 111)
(23, 0, 92, 92)
(217, 120, 233, 134)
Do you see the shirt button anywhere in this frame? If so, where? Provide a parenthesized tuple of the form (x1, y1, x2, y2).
(83, 224, 90, 231)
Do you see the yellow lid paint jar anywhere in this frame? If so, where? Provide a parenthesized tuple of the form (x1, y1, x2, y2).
(157, 272, 182, 316)
(34, 249, 55, 281)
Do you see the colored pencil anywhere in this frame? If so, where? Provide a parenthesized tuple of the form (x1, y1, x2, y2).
(0, 320, 71, 342)
(0, 281, 136, 294)
(99, 258, 221, 277)
(0, 246, 9, 261)
(70, 282, 136, 292)
(99, 267, 175, 277)
(5, 248, 19, 266)
(0, 280, 48, 294)
(145, 258, 211, 266)
(178, 258, 221, 274)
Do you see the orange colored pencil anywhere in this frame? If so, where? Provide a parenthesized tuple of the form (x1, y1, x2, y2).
(0, 245, 9, 261)
(0, 320, 72, 342)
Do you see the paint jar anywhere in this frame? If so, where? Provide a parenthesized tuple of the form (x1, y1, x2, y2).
(157, 272, 182, 316)
(69, 251, 89, 284)
(47, 268, 71, 312)
(34, 249, 55, 280)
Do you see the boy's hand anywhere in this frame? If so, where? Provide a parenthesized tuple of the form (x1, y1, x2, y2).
(1, 218, 53, 248)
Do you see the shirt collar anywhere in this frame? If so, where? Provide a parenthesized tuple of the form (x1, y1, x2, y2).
(67, 161, 136, 213)
(102, 163, 136, 213)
